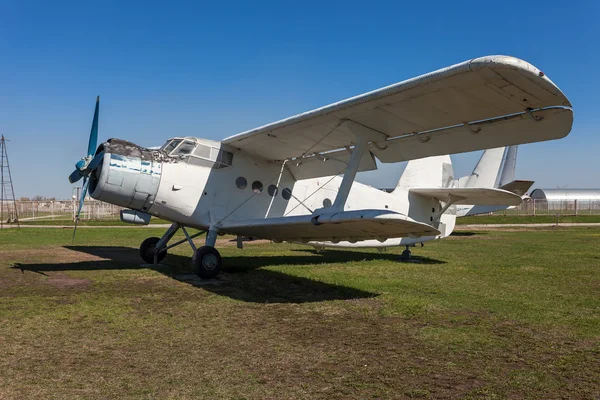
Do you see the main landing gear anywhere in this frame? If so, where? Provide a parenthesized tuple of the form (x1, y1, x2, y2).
(139, 223, 222, 279)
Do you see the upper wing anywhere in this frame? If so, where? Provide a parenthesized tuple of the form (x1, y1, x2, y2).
(217, 209, 440, 242)
(223, 56, 572, 165)
(410, 188, 522, 206)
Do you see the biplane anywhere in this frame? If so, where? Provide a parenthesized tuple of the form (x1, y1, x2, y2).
(68, 55, 572, 277)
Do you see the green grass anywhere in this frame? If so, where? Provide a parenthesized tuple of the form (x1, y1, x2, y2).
(1, 227, 599, 399)
(457, 214, 600, 225)
(14, 214, 600, 227)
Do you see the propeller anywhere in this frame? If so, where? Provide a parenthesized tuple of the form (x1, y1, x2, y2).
(69, 96, 103, 242)
(69, 96, 100, 184)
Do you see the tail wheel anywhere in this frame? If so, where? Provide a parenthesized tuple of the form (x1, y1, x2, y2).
(140, 237, 167, 264)
(193, 246, 222, 279)
(400, 249, 411, 262)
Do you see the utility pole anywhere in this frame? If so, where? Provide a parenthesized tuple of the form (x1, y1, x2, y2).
(0, 135, 20, 229)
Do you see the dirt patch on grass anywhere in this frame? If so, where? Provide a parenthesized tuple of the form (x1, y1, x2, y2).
(45, 274, 90, 289)
(455, 225, 580, 232)
(215, 237, 271, 247)
(6, 247, 109, 263)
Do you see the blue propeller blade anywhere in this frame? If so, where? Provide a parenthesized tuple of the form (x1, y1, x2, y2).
(72, 177, 89, 243)
(87, 96, 99, 157)
(68, 97, 101, 185)
(70, 96, 101, 237)
(87, 151, 104, 171)
(68, 169, 83, 184)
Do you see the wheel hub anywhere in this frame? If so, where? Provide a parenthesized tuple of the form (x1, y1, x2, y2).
(202, 254, 218, 270)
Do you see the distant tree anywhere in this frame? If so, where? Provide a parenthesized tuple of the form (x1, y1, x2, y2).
(19, 196, 31, 201)
(32, 195, 45, 201)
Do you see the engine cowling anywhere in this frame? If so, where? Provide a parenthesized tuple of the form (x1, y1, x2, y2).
(89, 139, 163, 213)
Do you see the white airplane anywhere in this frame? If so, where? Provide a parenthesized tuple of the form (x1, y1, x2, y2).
(454, 145, 534, 217)
(68, 55, 573, 278)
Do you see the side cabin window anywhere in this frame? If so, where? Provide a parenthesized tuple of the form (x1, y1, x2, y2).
(213, 148, 233, 169)
(194, 144, 211, 159)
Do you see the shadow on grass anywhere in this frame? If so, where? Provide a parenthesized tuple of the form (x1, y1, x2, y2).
(450, 231, 479, 237)
(287, 248, 446, 265)
(11, 245, 428, 303)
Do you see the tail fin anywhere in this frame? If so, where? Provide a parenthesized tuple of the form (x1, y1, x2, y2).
(394, 155, 454, 194)
(498, 145, 518, 187)
(458, 147, 506, 188)
(393, 155, 456, 239)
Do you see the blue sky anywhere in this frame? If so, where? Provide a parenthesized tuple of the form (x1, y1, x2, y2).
(1, 0, 598, 198)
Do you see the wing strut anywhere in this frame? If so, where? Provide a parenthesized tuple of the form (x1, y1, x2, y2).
(330, 120, 385, 211)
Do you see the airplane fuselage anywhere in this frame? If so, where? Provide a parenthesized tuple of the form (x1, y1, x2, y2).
(89, 137, 456, 248)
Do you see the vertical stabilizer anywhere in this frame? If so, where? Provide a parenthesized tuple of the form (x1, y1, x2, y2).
(461, 147, 506, 188)
(394, 155, 454, 193)
(393, 155, 456, 239)
(499, 145, 518, 187)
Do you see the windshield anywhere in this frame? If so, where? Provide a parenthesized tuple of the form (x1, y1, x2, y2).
(172, 140, 196, 155)
(162, 139, 182, 154)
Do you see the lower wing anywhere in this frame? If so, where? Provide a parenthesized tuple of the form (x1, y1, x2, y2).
(216, 210, 440, 242)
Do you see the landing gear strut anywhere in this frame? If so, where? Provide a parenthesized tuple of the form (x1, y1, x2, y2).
(400, 245, 411, 262)
(139, 223, 222, 279)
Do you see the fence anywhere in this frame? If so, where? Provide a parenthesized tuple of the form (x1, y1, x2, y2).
(2, 200, 124, 222)
(3, 197, 600, 224)
(486, 199, 600, 216)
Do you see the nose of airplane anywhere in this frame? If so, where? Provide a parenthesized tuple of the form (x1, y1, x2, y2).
(89, 138, 163, 212)
(68, 98, 164, 242)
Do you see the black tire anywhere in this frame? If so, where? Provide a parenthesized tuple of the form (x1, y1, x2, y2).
(193, 246, 222, 279)
(140, 237, 167, 264)
(400, 249, 411, 262)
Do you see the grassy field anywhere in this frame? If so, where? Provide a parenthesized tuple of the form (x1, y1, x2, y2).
(0, 227, 599, 399)
(457, 214, 600, 225)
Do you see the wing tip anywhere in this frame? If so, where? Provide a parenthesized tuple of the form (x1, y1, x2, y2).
(469, 55, 572, 108)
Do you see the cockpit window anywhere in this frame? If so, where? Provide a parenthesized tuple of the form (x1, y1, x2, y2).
(161, 137, 234, 169)
(162, 139, 182, 154)
(194, 144, 211, 158)
(171, 140, 196, 156)
(215, 149, 233, 167)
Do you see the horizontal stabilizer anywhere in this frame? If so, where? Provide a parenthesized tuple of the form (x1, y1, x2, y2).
(410, 188, 522, 206)
(217, 209, 440, 242)
(499, 180, 535, 197)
